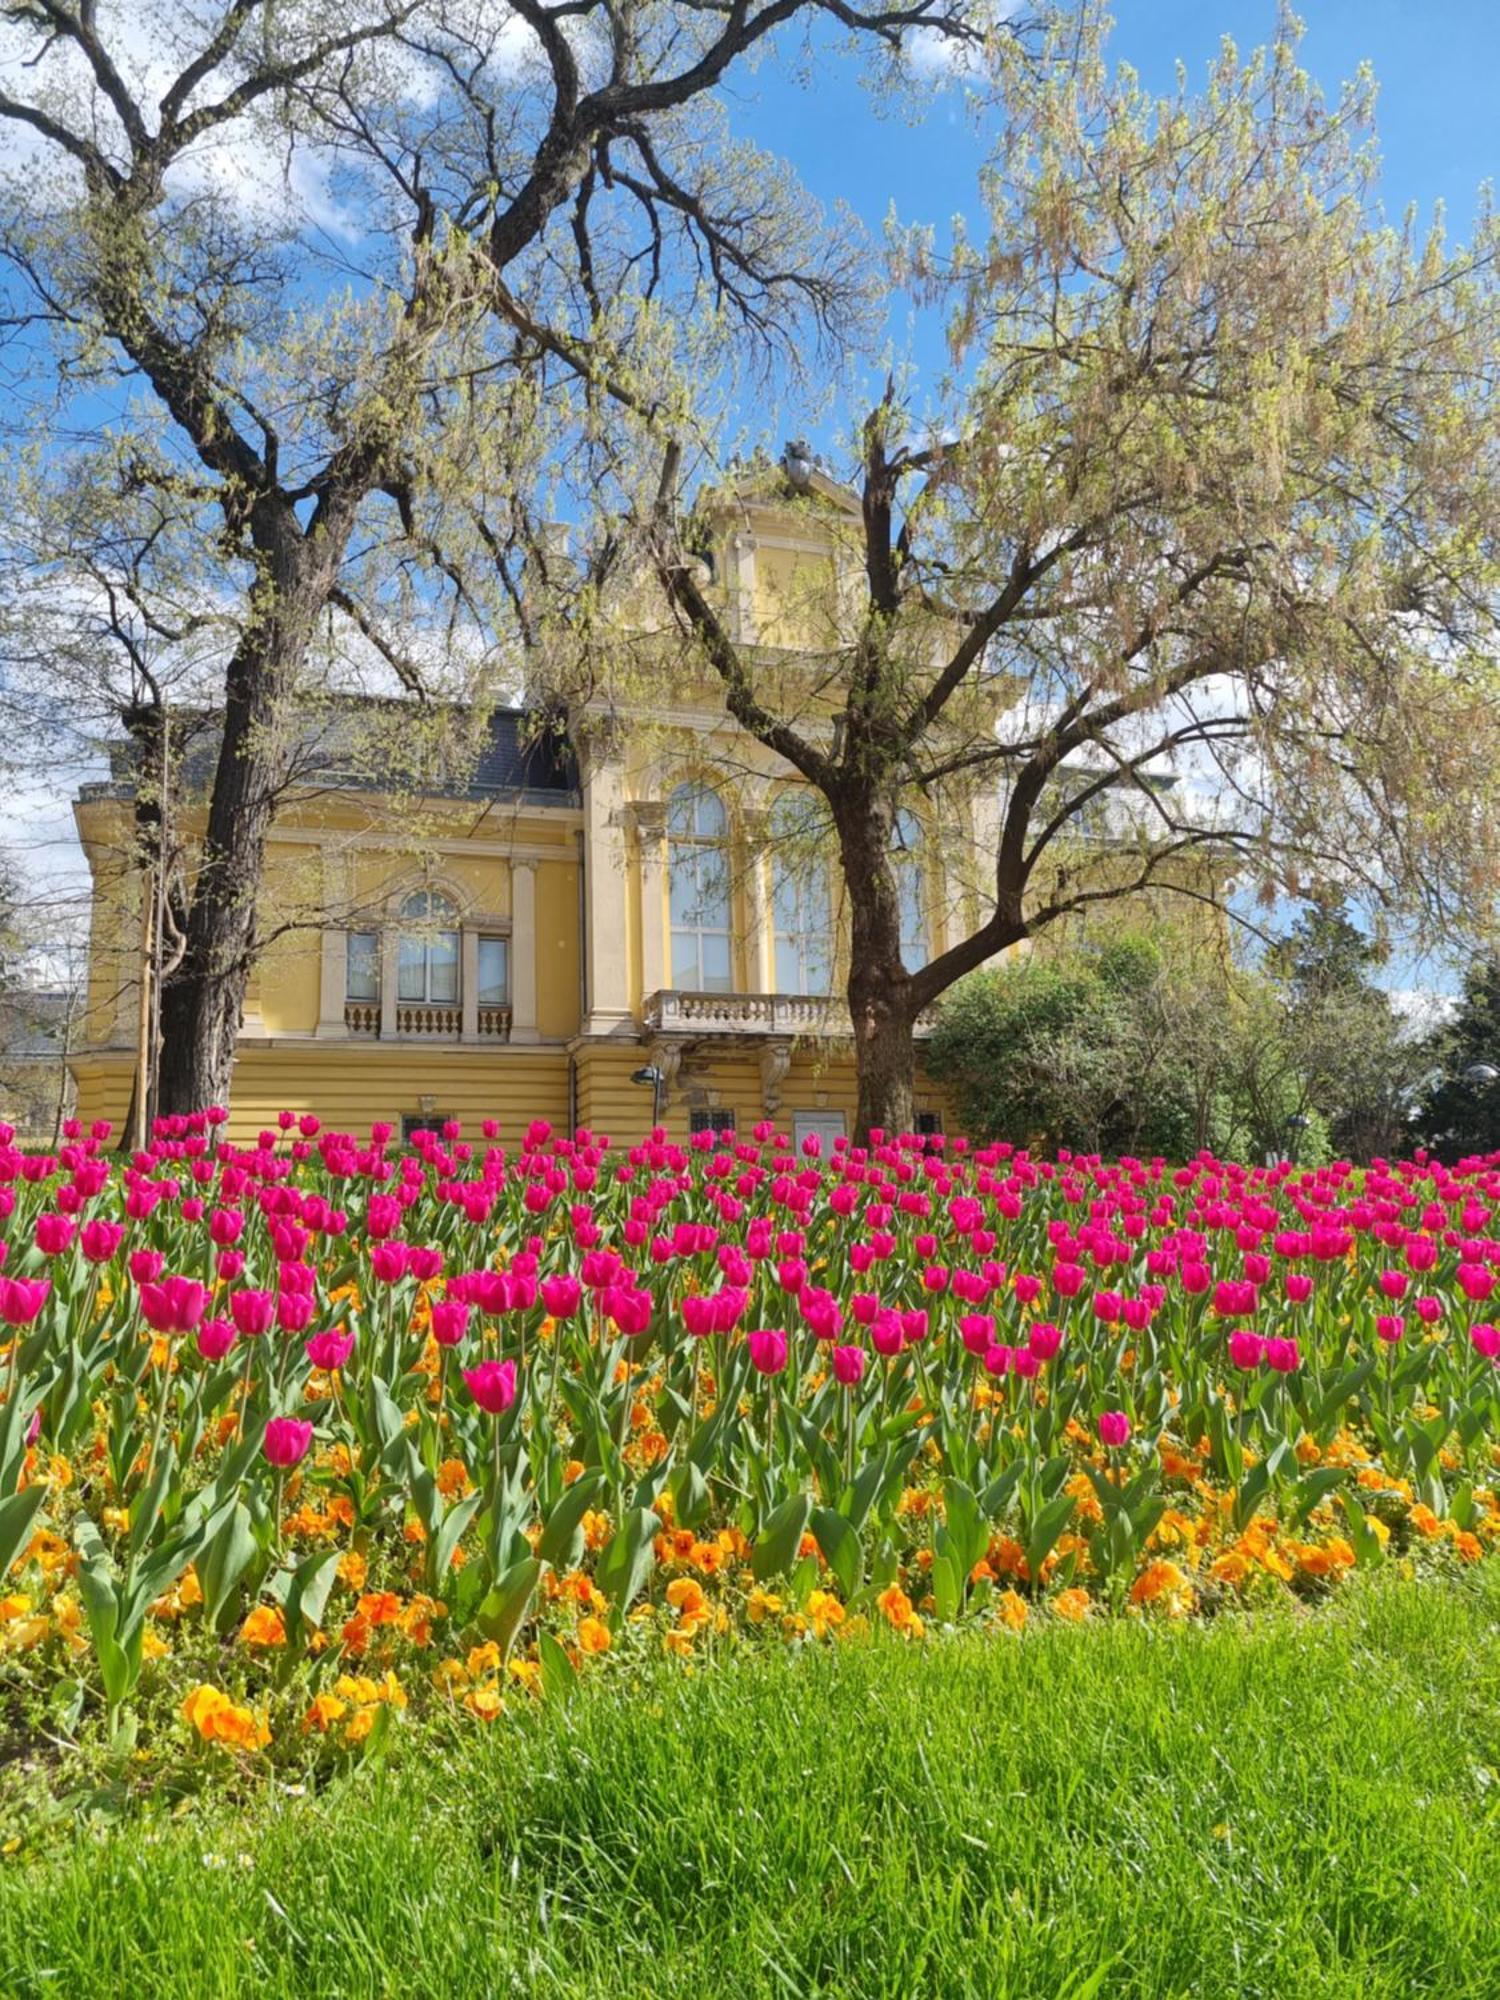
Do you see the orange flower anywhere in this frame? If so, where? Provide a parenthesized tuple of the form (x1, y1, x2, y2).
(577, 1615, 612, 1655)
(337, 1550, 368, 1591)
(666, 1577, 707, 1621)
(997, 1589, 1029, 1632)
(303, 1691, 348, 1733)
(1052, 1588, 1091, 1623)
(239, 1603, 287, 1648)
(182, 1684, 269, 1750)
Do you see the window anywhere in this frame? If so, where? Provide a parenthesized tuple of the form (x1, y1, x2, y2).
(770, 794, 833, 995)
(397, 889, 460, 1004)
(477, 935, 509, 1006)
(916, 1110, 944, 1136)
(401, 1112, 452, 1143)
(668, 782, 732, 993)
(346, 931, 379, 1003)
(690, 1108, 736, 1135)
(893, 810, 927, 971)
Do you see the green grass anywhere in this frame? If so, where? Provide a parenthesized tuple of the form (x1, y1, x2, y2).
(5, 1574, 1500, 1999)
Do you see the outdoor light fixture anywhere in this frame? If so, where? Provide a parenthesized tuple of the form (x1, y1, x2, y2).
(630, 1063, 665, 1128)
(1463, 1063, 1499, 1088)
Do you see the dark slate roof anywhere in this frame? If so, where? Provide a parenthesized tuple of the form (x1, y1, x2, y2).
(80, 704, 579, 808)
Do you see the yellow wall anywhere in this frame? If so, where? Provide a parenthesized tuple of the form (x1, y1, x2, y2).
(71, 1045, 573, 1148)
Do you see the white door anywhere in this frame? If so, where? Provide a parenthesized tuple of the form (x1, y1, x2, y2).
(792, 1109, 846, 1152)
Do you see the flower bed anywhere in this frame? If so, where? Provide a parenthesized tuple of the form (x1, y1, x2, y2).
(2, 1110, 1498, 1766)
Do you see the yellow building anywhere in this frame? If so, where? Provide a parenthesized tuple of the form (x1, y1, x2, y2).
(68, 476, 975, 1147)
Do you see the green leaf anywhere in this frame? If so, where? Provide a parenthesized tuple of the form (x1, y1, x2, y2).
(0, 1486, 45, 1584)
(941, 1478, 988, 1575)
(1288, 1466, 1347, 1531)
(538, 1469, 606, 1568)
(931, 1540, 966, 1623)
(285, 1548, 341, 1649)
(751, 1492, 813, 1583)
(197, 1501, 258, 1632)
(537, 1629, 577, 1701)
(1340, 1491, 1386, 1567)
(594, 1506, 658, 1614)
(430, 1490, 484, 1593)
(1023, 1492, 1076, 1585)
(810, 1506, 863, 1599)
(475, 1556, 543, 1661)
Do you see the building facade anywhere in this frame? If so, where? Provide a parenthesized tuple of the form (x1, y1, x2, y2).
(68, 478, 978, 1146)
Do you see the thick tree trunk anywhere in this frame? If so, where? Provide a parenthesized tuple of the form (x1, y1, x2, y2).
(852, 1003, 919, 1145)
(157, 498, 353, 1115)
(840, 793, 920, 1144)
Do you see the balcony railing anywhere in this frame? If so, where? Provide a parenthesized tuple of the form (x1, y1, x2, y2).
(342, 1001, 512, 1040)
(643, 990, 936, 1037)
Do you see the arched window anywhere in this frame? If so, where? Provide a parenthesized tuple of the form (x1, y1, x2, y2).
(397, 889, 460, 1004)
(770, 793, 833, 995)
(893, 810, 928, 971)
(669, 782, 732, 992)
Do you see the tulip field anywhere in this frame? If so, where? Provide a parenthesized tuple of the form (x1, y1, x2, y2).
(3, 1108, 1500, 1779)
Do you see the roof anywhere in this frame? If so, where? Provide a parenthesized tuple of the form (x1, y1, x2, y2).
(78, 703, 580, 810)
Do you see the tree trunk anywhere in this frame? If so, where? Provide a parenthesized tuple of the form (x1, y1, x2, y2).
(852, 1002, 918, 1144)
(840, 793, 919, 1144)
(157, 498, 353, 1115)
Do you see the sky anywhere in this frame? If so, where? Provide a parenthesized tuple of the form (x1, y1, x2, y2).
(732, 0, 1500, 447)
(4, 1, 1498, 1000)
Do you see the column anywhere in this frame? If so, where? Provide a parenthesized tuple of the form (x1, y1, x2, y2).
(460, 927, 479, 1040)
(379, 928, 399, 1040)
(742, 807, 773, 991)
(315, 850, 350, 1038)
(510, 857, 540, 1043)
(581, 741, 633, 1037)
(630, 805, 667, 1004)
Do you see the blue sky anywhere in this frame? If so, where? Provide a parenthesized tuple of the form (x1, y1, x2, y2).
(728, 0, 1499, 452)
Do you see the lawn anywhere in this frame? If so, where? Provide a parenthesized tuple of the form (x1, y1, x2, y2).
(4, 1569, 1500, 2000)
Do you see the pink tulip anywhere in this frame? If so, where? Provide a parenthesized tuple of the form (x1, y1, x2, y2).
(139, 1276, 210, 1334)
(229, 1289, 276, 1337)
(1285, 1272, 1313, 1304)
(1264, 1336, 1301, 1373)
(305, 1329, 355, 1371)
(1376, 1314, 1405, 1345)
(463, 1359, 518, 1414)
(34, 1213, 74, 1256)
(959, 1313, 994, 1356)
(196, 1319, 237, 1362)
(540, 1273, 583, 1319)
(747, 1328, 789, 1376)
(1227, 1329, 1264, 1370)
(80, 1218, 125, 1263)
(263, 1417, 314, 1467)
(1470, 1323, 1500, 1361)
(1097, 1410, 1131, 1447)
(831, 1345, 866, 1387)
(1027, 1321, 1062, 1361)
(0, 1276, 51, 1327)
(430, 1300, 471, 1348)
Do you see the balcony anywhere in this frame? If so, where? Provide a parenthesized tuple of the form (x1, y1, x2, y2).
(642, 990, 936, 1038)
(343, 1001, 512, 1040)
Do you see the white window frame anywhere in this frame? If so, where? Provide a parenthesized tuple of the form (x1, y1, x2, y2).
(668, 783, 733, 993)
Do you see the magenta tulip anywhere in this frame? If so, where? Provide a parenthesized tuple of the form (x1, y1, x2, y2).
(263, 1417, 314, 1467)
(463, 1359, 518, 1414)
